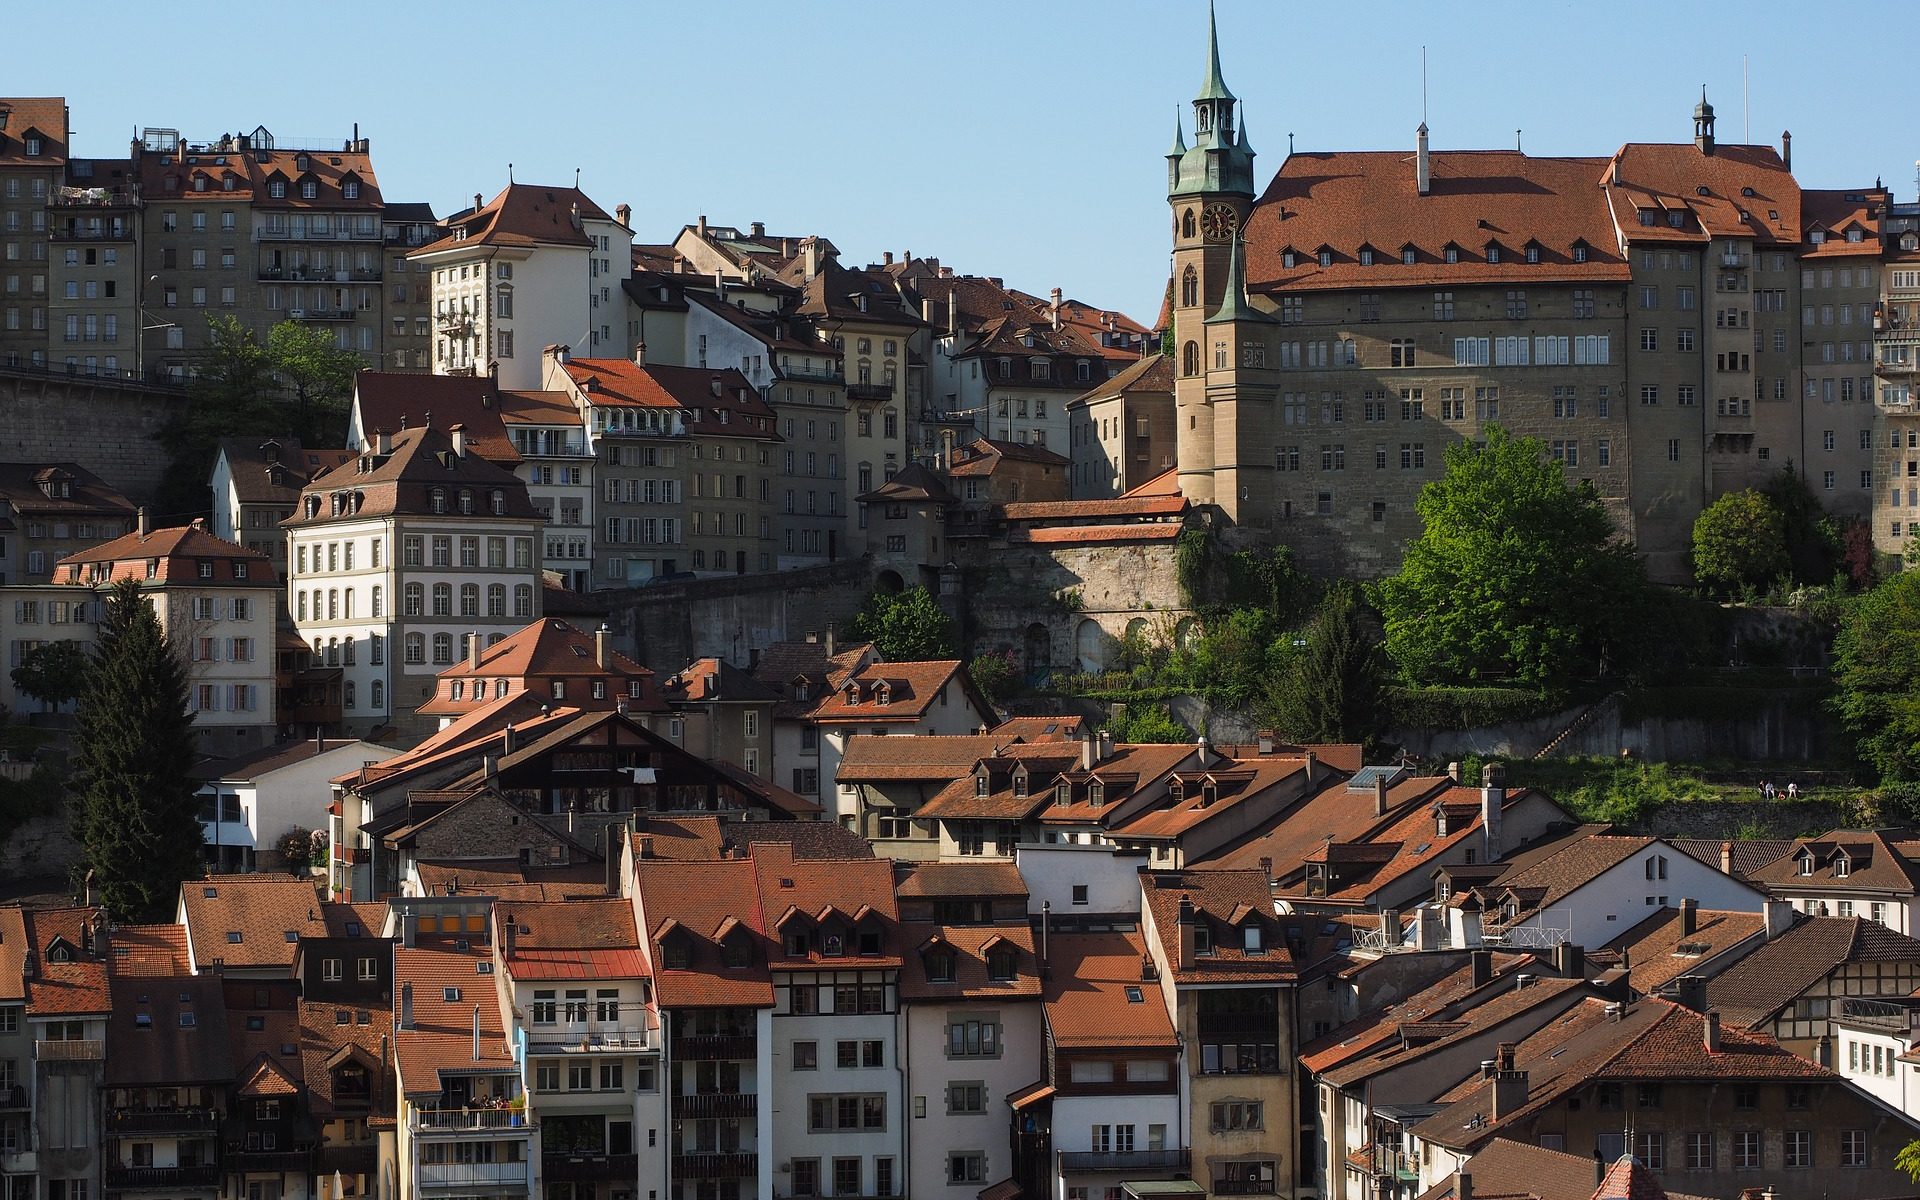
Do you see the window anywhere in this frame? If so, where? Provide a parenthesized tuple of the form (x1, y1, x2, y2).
(1210, 1101, 1263, 1131)
(1843, 1129, 1867, 1168)
(1634, 1133, 1664, 1171)
(949, 1082, 987, 1114)
(948, 1019, 999, 1058)
(793, 1041, 817, 1070)
(1734, 1130, 1762, 1169)
(1686, 1132, 1713, 1170)
(1786, 1129, 1812, 1168)
(948, 1153, 985, 1184)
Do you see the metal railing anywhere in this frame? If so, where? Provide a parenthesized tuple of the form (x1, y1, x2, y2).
(408, 1108, 535, 1133)
(1058, 1148, 1190, 1172)
(672, 1152, 757, 1180)
(104, 1164, 220, 1190)
(671, 1092, 757, 1119)
(671, 1034, 756, 1060)
(109, 1107, 219, 1135)
(414, 1162, 528, 1190)
(525, 1027, 653, 1055)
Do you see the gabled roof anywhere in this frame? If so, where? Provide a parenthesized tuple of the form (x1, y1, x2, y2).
(106, 973, 233, 1086)
(217, 437, 354, 505)
(55, 521, 277, 586)
(899, 922, 1041, 1001)
(948, 438, 1072, 477)
(1596, 906, 1765, 995)
(808, 660, 975, 724)
(1140, 869, 1292, 983)
(987, 715, 1085, 743)
(0, 460, 134, 517)
(499, 897, 646, 980)
(752, 844, 900, 967)
(895, 860, 1028, 901)
(1706, 915, 1920, 1027)
(561, 360, 779, 440)
(349, 371, 520, 464)
(393, 939, 514, 1093)
(660, 657, 780, 704)
(1069, 352, 1173, 407)
(1666, 837, 1794, 880)
(0, 98, 68, 166)
(633, 857, 773, 1009)
(1603, 141, 1799, 244)
(856, 462, 954, 505)
(1745, 828, 1920, 893)
(289, 424, 541, 527)
(411, 183, 613, 255)
(837, 733, 1010, 783)
(180, 875, 329, 970)
(1480, 835, 1658, 927)
(422, 618, 662, 713)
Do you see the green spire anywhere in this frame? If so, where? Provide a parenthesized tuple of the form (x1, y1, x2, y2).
(1169, 109, 1187, 157)
(1206, 231, 1272, 325)
(1198, 0, 1235, 102)
(1237, 109, 1253, 157)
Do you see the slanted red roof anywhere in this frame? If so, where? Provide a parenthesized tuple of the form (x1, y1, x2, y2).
(411, 183, 612, 255)
(1042, 931, 1175, 1049)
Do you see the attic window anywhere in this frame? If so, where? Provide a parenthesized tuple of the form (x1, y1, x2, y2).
(1193, 925, 1214, 956)
(1525, 245, 1540, 264)
(925, 950, 955, 983)
(1847, 228, 1864, 243)
(1697, 187, 1711, 197)
(334, 1010, 350, 1026)
(179, 1012, 197, 1027)
(443, 987, 461, 1002)
(135, 1013, 152, 1028)
(1740, 186, 1756, 197)
(1054, 783, 1071, 807)
(1089, 783, 1104, 808)
(1638, 209, 1658, 227)
(1667, 211, 1686, 229)
(1798, 853, 1814, 876)
(1445, 245, 1460, 264)
(1835, 855, 1850, 878)
(283, 931, 298, 943)
(1485, 245, 1502, 264)
(227, 931, 243, 944)
(1316, 249, 1333, 268)
(1358, 248, 1375, 267)
(345, 922, 362, 937)
(975, 775, 989, 797)
(987, 948, 1016, 981)
(1125, 986, 1145, 1003)
(1281, 251, 1296, 270)
(1572, 243, 1589, 263)
(476, 962, 494, 974)
(204, 887, 218, 898)
(1401, 247, 1416, 266)
(1810, 230, 1826, 244)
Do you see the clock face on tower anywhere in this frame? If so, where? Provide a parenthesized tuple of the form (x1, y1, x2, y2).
(1200, 203, 1238, 243)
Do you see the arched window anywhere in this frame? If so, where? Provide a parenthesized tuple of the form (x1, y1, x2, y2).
(343, 590, 355, 620)
(370, 680, 385, 710)
(297, 591, 307, 620)
(404, 633, 424, 664)
(1182, 340, 1200, 376)
(1181, 209, 1196, 240)
(403, 583, 423, 616)
(327, 589, 339, 620)
(514, 585, 533, 617)
(487, 584, 506, 617)
(460, 584, 479, 617)
(495, 678, 510, 698)
(344, 680, 357, 709)
(370, 585, 382, 618)
(432, 633, 453, 664)
(430, 488, 446, 514)
(490, 489, 505, 516)
(342, 636, 356, 665)
(1181, 265, 1198, 307)
(370, 633, 384, 665)
(431, 583, 452, 616)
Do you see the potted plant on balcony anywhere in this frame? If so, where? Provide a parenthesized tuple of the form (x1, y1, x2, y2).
(507, 1094, 526, 1127)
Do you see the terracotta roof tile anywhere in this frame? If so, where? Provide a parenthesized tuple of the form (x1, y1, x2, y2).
(1141, 869, 1292, 983)
(899, 922, 1041, 1001)
(0, 98, 69, 166)
(419, 619, 663, 716)
(393, 938, 515, 1095)
(895, 861, 1029, 900)
(1706, 915, 1920, 1027)
(181, 875, 329, 970)
(1042, 931, 1176, 1049)
(411, 183, 611, 255)
(999, 494, 1187, 522)
(1008, 524, 1185, 545)
(290, 425, 540, 528)
(106, 973, 233, 1086)
(561, 360, 779, 442)
(0, 907, 27, 1002)
(986, 715, 1084, 743)
(55, 521, 277, 586)
(499, 898, 646, 981)
(349, 372, 521, 464)
(809, 660, 973, 723)
(837, 734, 1009, 782)
(106, 924, 192, 977)
(1596, 906, 1765, 995)
(299, 996, 392, 1116)
(0, 462, 133, 519)
(1744, 828, 1920, 893)
(633, 857, 773, 1009)
(217, 437, 354, 505)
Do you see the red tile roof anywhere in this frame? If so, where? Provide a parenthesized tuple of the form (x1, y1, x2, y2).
(419, 618, 663, 716)
(633, 857, 774, 1009)
(752, 844, 901, 968)
(1596, 906, 1765, 995)
(561, 359, 779, 441)
(499, 898, 647, 980)
(0, 98, 68, 166)
(1008, 524, 1185, 545)
(180, 875, 328, 971)
(0, 461, 134, 518)
(349, 371, 521, 464)
(55, 521, 277, 586)
(1042, 931, 1176, 1050)
(106, 972, 234, 1086)
(217, 437, 354, 505)
(393, 938, 515, 1095)
(1140, 869, 1292, 983)
(412, 183, 612, 255)
(899, 923, 1041, 1001)
(837, 734, 1009, 783)
(1603, 142, 1799, 244)
(1706, 915, 1920, 1027)
(1246, 151, 1629, 294)
(987, 715, 1085, 742)
(807, 660, 975, 724)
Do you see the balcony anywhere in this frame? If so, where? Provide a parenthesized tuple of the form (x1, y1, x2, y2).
(415, 1162, 529, 1192)
(408, 1109, 535, 1135)
(104, 1164, 221, 1191)
(1057, 1149, 1191, 1173)
(671, 1092, 757, 1120)
(51, 223, 136, 242)
(35, 1038, 103, 1061)
(53, 186, 140, 208)
(257, 227, 383, 243)
(109, 1108, 220, 1136)
(780, 365, 844, 384)
(1720, 253, 1748, 269)
(0, 1084, 26, 1111)
(541, 1152, 637, 1182)
(672, 1152, 757, 1181)
(286, 308, 357, 322)
(671, 1034, 756, 1061)
(846, 382, 892, 402)
(316, 1143, 378, 1175)
(525, 1027, 653, 1055)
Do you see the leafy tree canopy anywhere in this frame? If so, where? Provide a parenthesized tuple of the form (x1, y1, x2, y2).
(10, 639, 91, 711)
(1264, 582, 1387, 750)
(1691, 489, 1789, 594)
(1374, 424, 1649, 686)
(1832, 570, 1920, 782)
(846, 586, 957, 662)
(1105, 703, 1192, 744)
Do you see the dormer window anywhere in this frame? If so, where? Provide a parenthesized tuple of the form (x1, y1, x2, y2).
(1835, 854, 1850, 879)
(1525, 244, 1541, 264)
(1316, 249, 1333, 268)
(1193, 925, 1214, 956)
(269, 179, 286, 199)
(430, 488, 446, 514)
(723, 932, 753, 969)
(490, 490, 505, 515)
(925, 948, 955, 982)
(822, 932, 844, 958)
(1089, 783, 1104, 808)
(987, 948, 1016, 981)
(1054, 783, 1071, 807)
(662, 936, 690, 971)
(1281, 250, 1296, 270)
(783, 930, 809, 957)
(1485, 244, 1502, 264)
(1244, 925, 1264, 953)
(458, 490, 474, 515)
(1667, 210, 1686, 229)
(1358, 246, 1375, 267)
(975, 773, 989, 797)
(1011, 771, 1028, 798)
(1445, 244, 1460, 264)
(1200, 782, 1218, 807)
(1798, 852, 1815, 876)
(24, 137, 42, 157)
(344, 179, 360, 200)
(1847, 228, 1864, 243)
(1572, 241, 1590, 263)
(1401, 246, 1417, 266)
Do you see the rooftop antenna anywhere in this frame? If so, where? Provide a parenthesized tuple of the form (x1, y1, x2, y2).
(507, 162, 514, 184)
(1288, 131, 1294, 155)
(1516, 129, 1523, 153)
(1421, 45, 1428, 126)
(574, 166, 581, 188)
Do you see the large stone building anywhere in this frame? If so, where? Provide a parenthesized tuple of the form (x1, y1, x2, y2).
(1166, 13, 1884, 581)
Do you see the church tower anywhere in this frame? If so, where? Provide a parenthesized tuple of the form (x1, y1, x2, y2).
(1169, 0, 1257, 508)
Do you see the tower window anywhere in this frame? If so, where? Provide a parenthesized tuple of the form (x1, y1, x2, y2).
(1181, 266, 1198, 307)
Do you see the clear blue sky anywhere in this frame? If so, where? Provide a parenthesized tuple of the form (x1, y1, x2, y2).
(17, 1, 1913, 322)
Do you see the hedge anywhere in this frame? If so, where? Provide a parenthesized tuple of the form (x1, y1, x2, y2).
(1383, 686, 1572, 732)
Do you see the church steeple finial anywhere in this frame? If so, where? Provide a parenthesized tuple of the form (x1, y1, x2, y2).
(1169, 108, 1188, 157)
(1198, 0, 1236, 102)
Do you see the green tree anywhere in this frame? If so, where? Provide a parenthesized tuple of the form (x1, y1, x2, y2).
(1265, 582, 1386, 748)
(968, 650, 1021, 705)
(1831, 570, 1920, 782)
(160, 316, 362, 517)
(1375, 424, 1648, 686)
(72, 579, 203, 922)
(9, 639, 91, 712)
(1106, 703, 1192, 744)
(1690, 489, 1789, 593)
(1762, 464, 1842, 585)
(846, 586, 957, 661)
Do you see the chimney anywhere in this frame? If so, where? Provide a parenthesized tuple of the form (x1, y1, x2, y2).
(1256, 732, 1275, 755)
(824, 627, 835, 657)
(473, 192, 483, 214)
(1764, 899, 1794, 940)
(482, 754, 499, 784)
(1050, 287, 1063, 330)
(604, 823, 624, 893)
(552, 344, 571, 365)
(1676, 974, 1707, 1013)
(802, 238, 821, 282)
(1781, 129, 1792, 171)
(1704, 1008, 1722, 1053)
(1374, 772, 1390, 818)
(1080, 726, 1097, 771)
(697, 214, 707, 237)
(882, 251, 894, 266)
(1447, 761, 1461, 783)
(1470, 948, 1493, 989)
(1481, 762, 1506, 860)
(1258, 855, 1273, 881)
(399, 982, 415, 1029)
(1490, 1068, 1529, 1120)
(634, 341, 646, 366)
(1381, 908, 1403, 947)
(1196, 734, 1212, 768)
(596, 625, 612, 669)
(1496, 1041, 1516, 1072)
(1176, 894, 1197, 972)
(449, 423, 467, 458)
(1454, 1172, 1472, 1200)
(1719, 840, 1734, 875)
(137, 506, 150, 538)
(750, 220, 765, 239)
(503, 721, 517, 755)
(374, 428, 392, 455)
(472, 1004, 483, 1060)
(615, 203, 631, 227)
(1417, 122, 1431, 195)
(1097, 729, 1113, 762)
(1041, 900, 1051, 978)
(1680, 897, 1698, 935)
(1556, 942, 1585, 980)
(1303, 749, 1318, 785)
(636, 835, 655, 860)
(468, 634, 483, 670)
